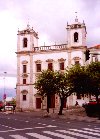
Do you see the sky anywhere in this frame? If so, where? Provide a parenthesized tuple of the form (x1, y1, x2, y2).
(0, 0, 100, 89)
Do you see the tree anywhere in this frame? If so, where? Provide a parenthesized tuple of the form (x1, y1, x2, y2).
(34, 70, 56, 113)
(67, 65, 90, 98)
(54, 71, 73, 115)
(86, 62, 100, 102)
(34, 69, 73, 115)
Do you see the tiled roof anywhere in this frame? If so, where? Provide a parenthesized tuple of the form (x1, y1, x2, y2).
(90, 45, 100, 49)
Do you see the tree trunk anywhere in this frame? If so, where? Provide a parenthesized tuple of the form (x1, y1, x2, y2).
(58, 97, 64, 115)
(95, 94, 99, 103)
(47, 95, 50, 113)
(47, 107, 49, 113)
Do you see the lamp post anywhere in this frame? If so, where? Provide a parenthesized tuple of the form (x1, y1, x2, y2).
(3, 72, 7, 108)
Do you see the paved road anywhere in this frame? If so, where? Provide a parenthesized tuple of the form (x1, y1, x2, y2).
(0, 112, 100, 139)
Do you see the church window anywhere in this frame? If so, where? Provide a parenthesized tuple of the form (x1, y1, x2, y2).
(23, 38, 27, 47)
(36, 64, 41, 72)
(59, 62, 64, 70)
(23, 79, 26, 84)
(48, 63, 53, 71)
(23, 65, 27, 73)
(74, 32, 78, 42)
(23, 94, 26, 101)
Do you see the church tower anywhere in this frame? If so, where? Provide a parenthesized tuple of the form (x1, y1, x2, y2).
(66, 16, 87, 47)
(16, 24, 39, 110)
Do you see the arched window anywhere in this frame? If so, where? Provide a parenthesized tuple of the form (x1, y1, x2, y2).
(23, 38, 27, 47)
(74, 32, 78, 42)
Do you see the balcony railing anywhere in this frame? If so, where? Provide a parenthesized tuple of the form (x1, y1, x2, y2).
(33, 44, 67, 52)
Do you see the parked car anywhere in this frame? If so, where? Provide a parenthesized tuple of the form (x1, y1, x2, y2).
(82, 98, 100, 107)
(83, 98, 100, 117)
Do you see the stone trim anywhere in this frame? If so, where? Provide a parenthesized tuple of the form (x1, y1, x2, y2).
(22, 60, 28, 64)
(22, 73, 28, 78)
(46, 59, 54, 62)
(35, 60, 42, 63)
(73, 57, 81, 61)
(58, 58, 66, 62)
(21, 90, 28, 94)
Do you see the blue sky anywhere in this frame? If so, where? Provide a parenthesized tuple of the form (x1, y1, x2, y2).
(0, 0, 100, 88)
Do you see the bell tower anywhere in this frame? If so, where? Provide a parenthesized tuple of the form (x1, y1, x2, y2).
(16, 24, 39, 110)
(66, 15, 87, 47)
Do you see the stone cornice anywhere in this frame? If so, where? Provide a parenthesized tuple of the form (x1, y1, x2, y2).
(17, 28, 39, 39)
(16, 83, 34, 86)
(16, 51, 31, 55)
(69, 46, 87, 49)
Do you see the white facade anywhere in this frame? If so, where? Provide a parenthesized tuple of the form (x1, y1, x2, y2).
(16, 17, 100, 111)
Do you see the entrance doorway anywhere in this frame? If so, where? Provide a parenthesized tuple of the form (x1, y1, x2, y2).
(36, 98, 41, 109)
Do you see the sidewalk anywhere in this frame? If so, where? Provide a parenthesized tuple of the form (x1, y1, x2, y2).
(15, 107, 100, 123)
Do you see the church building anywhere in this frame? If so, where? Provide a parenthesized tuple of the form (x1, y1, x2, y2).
(16, 16, 100, 111)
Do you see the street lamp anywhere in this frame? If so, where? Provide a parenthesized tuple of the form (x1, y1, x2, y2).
(3, 72, 7, 107)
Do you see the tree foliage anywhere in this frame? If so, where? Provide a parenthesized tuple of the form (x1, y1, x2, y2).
(54, 72, 73, 98)
(67, 62, 100, 102)
(54, 71, 74, 115)
(67, 64, 90, 96)
(34, 70, 56, 112)
(86, 62, 100, 101)
(34, 70, 56, 97)
(34, 62, 100, 114)
(34, 70, 73, 114)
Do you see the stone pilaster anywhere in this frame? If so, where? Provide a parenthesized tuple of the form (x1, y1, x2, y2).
(29, 53, 34, 110)
(68, 49, 71, 67)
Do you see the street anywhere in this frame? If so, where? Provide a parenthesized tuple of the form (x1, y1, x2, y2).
(0, 112, 100, 139)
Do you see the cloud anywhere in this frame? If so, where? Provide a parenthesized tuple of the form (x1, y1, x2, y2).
(0, 76, 16, 88)
(0, 0, 100, 88)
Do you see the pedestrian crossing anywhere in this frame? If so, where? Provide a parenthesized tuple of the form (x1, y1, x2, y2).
(0, 127, 100, 139)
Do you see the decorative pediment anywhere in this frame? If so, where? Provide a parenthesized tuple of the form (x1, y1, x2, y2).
(46, 59, 53, 62)
(34, 93, 41, 97)
(21, 90, 28, 94)
(58, 58, 66, 62)
(35, 60, 42, 63)
(22, 60, 28, 64)
(22, 73, 28, 78)
(73, 57, 81, 61)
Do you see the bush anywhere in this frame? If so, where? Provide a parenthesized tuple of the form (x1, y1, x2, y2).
(85, 103, 100, 117)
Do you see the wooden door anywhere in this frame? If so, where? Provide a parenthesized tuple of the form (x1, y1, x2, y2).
(36, 98, 41, 109)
